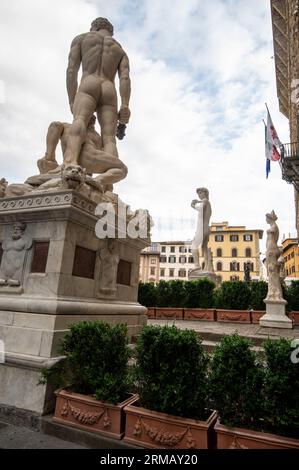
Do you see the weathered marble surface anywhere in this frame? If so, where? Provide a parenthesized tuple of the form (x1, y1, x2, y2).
(260, 210, 292, 329)
(0, 189, 150, 414)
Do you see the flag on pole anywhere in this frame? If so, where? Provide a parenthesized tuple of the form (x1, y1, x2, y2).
(265, 104, 281, 162)
(264, 121, 271, 178)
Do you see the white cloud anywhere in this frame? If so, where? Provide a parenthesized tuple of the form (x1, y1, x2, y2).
(0, 0, 296, 252)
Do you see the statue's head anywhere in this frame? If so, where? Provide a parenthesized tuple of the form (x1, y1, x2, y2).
(90, 17, 114, 35)
(196, 187, 209, 199)
(266, 210, 277, 224)
(12, 222, 26, 240)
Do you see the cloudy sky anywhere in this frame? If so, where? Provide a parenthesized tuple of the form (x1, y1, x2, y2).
(0, 0, 296, 252)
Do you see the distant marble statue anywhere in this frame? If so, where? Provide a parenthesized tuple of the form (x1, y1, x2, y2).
(244, 262, 251, 282)
(98, 239, 119, 295)
(265, 210, 284, 301)
(37, 115, 127, 191)
(0, 179, 8, 198)
(191, 187, 212, 270)
(62, 17, 131, 168)
(0, 222, 32, 287)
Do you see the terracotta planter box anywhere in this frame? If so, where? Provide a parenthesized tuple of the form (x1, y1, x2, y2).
(251, 310, 265, 324)
(184, 308, 215, 321)
(124, 398, 217, 449)
(146, 307, 156, 318)
(290, 311, 299, 326)
(155, 308, 183, 320)
(216, 309, 251, 323)
(53, 388, 137, 439)
(215, 420, 299, 449)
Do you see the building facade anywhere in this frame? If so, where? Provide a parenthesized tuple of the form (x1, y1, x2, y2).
(139, 222, 263, 283)
(282, 236, 299, 277)
(207, 222, 263, 282)
(271, 0, 299, 234)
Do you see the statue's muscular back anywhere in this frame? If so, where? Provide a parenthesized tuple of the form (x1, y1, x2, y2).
(79, 31, 125, 82)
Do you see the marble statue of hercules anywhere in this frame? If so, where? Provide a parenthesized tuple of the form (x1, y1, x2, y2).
(64, 17, 131, 166)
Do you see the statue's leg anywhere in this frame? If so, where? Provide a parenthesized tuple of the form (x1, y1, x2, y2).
(97, 82, 118, 158)
(202, 238, 209, 270)
(95, 165, 128, 187)
(37, 122, 63, 174)
(191, 246, 200, 269)
(64, 91, 96, 166)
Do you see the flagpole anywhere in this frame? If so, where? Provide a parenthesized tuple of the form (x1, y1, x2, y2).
(265, 103, 270, 113)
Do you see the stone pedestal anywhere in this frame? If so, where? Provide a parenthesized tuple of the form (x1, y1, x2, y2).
(0, 190, 149, 414)
(259, 299, 293, 329)
(188, 269, 221, 286)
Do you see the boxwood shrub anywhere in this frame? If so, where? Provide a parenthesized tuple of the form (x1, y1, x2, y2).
(134, 324, 209, 419)
(185, 278, 215, 308)
(208, 333, 263, 428)
(138, 281, 157, 307)
(262, 338, 299, 438)
(41, 321, 131, 404)
(285, 280, 299, 311)
(249, 281, 268, 310)
(213, 281, 251, 310)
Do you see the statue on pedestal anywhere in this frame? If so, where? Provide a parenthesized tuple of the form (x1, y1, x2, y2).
(265, 210, 284, 301)
(191, 187, 212, 270)
(1, 17, 131, 200)
(259, 210, 292, 328)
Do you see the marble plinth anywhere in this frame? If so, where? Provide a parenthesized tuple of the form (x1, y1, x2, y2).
(259, 299, 293, 329)
(0, 190, 150, 414)
(188, 269, 221, 286)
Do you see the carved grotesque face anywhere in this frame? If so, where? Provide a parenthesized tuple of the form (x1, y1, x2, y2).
(12, 223, 25, 240)
(62, 165, 85, 189)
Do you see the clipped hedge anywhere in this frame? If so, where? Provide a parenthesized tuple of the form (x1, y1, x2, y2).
(138, 280, 298, 312)
(185, 278, 215, 308)
(285, 280, 299, 311)
(208, 333, 263, 429)
(263, 338, 299, 438)
(249, 280, 268, 310)
(138, 282, 157, 307)
(134, 324, 209, 419)
(214, 281, 251, 310)
(41, 321, 131, 404)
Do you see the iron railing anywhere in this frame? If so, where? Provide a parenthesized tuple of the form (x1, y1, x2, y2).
(280, 142, 299, 160)
(280, 142, 299, 190)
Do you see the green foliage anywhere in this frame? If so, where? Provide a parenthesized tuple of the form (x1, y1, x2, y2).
(41, 321, 131, 404)
(209, 333, 263, 428)
(262, 338, 299, 438)
(249, 281, 268, 310)
(155, 280, 173, 307)
(214, 281, 251, 310)
(285, 280, 299, 311)
(134, 325, 209, 419)
(167, 280, 187, 307)
(138, 281, 157, 307)
(185, 278, 215, 308)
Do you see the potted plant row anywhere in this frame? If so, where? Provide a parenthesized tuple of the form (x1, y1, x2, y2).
(41, 320, 137, 439)
(209, 334, 299, 449)
(123, 325, 217, 449)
